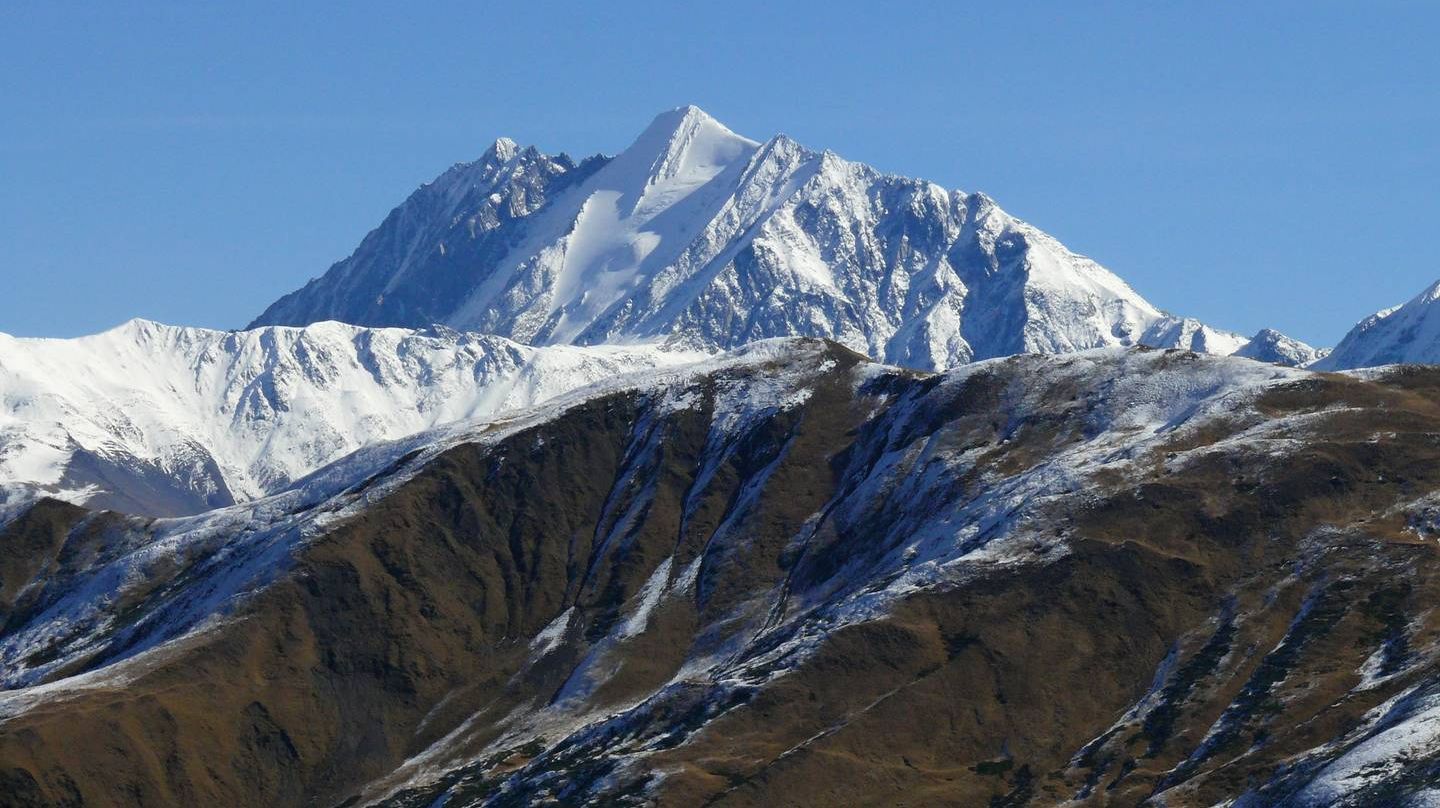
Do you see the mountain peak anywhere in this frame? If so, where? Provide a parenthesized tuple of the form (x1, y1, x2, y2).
(104, 317, 182, 340)
(1417, 278, 1440, 306)
(620, 105, 758, 185)
(484, 136, 520, 162)
(1316, 277, 1440, 370)
(249, 107, 1246, 370)
(1232, 327, 1324, 367)
(642, 104, 723, 137)
(1139, 316, 1248, 356)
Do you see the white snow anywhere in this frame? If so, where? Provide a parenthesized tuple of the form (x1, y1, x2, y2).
(617, 557, 673, 639)
(1232, 327, 1326, 367)
(448, 106, 761, 344)
(0, 319, 701, 510)
(1292, 686, 1440, 804)
(530, 607, 575, 658)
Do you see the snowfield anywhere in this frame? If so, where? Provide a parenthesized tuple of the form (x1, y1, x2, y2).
(0, 318, 700, 513)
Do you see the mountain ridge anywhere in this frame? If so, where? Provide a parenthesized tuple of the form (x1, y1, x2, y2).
(0, 318, 696, 515)
(1315, 279, 1440, 371)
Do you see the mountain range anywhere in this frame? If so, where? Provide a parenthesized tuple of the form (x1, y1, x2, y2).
(0, 319, 694, 516)
(3, 106, 1440, 807)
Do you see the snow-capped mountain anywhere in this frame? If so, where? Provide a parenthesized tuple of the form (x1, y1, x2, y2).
(6, 340, 1440, 806)
(0, 319, 694, 515)
(252, 106, 1247, 368)
(1233, 327, 1326, 367)
(1140, 315, 1250, 357)
(1313, 279, 1440, 370)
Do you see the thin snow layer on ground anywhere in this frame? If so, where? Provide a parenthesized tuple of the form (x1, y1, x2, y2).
(1287, 685, 1440, 805)
(703, 349, 1311, 691)
(474, 347, 1314, 745)
(859, 349, 1301, 569)
(0, 319, 701, 507)
(614, 349, 1306, 701)
(617, 557, 673, 639)
(530, 607, 575, 658)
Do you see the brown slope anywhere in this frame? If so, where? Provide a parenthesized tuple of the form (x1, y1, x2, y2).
(631, 369, 1440, 807)
(3, 352, 1440, 806)
(0, 343, 879, 806)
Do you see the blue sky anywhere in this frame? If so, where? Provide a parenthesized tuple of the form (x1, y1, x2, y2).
(2, 2, 1436, 345)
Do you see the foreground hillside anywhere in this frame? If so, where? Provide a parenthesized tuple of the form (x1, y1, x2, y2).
(3, 342, 1440, 806)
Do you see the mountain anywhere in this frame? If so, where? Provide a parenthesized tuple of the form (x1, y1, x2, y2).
(1313, 279, 1440, 370)
(0, 101, 1271, 521)
(0, 319, 693, 516)
(1140, 316, 1250, 357)
(1232, 327, 1326, 367)
(251, 106, 1247, 369)
(5, 341, 1440, 806)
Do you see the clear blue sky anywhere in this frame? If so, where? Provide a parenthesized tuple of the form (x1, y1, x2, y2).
(2, 2, 1436, 346)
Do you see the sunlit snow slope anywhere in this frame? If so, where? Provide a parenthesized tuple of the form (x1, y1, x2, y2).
(1315, 279, 1440, 370)
(0, 319, 695, 514)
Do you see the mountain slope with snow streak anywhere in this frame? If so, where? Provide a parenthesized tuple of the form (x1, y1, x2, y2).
(251, 106, 1246, 368)
(0, 319, 695, 515)
(8, 342, 1440, 805)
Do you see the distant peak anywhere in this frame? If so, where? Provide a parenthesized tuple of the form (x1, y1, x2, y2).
(751, 133, 809, 162)
(631, 105, 749, 149)
(650, 104, 718, 130)
(1233, 326, 1322, 367)
(111, 317, 167, 333)
(98, 317, 210, 341)
(1415, 278, 1440, 306)
(485, 136, 520, 162)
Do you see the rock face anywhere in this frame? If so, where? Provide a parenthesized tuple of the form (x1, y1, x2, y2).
(250, 106, 1244, 369)
(1314, 279, 1440, 370)
(254, 138, 606, 332)
(1232, 327, 1326, 367)
(0, 319, 693, 515)
(5, 341, 1440, 806)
